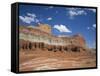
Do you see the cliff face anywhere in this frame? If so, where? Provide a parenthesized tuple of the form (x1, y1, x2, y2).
(19, 24, 87, 52)
(19, 24, 96, 71)
(72, 34, 86, 47)
(36, 23, 52, 34)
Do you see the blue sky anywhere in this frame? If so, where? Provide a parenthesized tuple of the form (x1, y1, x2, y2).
(19, 4, 96, 48)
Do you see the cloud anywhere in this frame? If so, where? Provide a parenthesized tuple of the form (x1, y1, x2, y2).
(35, 19, 40, 23)
(66, 8, 87, 19)
(87, 8, 96, 13)
(87, 27, 90, 30)
(19, 13, 39, 24)
(68, 9, 86, 19)
(19, 16, 34, 24)
(47, 17, 52, 20)
(49, 6, 54, 9)
(87, 24, 96, 30)
(56, 11, 58, 14)
(67, 8, 82, 10)
(93, 24, 96, 28)
(27, 13, 36, 17)
(45, 6, 54, 10)
(53, 24, 72, 33)
(67, 8, 96, 19)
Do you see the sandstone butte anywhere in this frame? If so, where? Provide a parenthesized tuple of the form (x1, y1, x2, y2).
(19, 23, 96, 71)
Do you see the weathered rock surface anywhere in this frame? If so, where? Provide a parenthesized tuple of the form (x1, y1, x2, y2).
(19, 24, 96, 72)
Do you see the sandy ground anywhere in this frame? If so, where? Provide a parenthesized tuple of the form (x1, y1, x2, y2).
(19, 49, 96, 72)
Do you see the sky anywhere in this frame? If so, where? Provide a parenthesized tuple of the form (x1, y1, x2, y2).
(19, 4, 96, 48)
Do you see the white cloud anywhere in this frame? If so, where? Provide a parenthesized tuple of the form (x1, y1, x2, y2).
(27, 13, 36, 18)
(53, 24, 72, 33)
(87, 27, 90, 30)
(67, 8, 96, 19)
(67, 8, 87, 19)
(56, 11, 58, 14)
(87, 8, 96, 13)
(87, 24, 96, 30)
(45, 6, 54, 10)
(67, 8, 81, 11)
(19, 13, 39, 24)
(68, 10, 86, 19)
(49, 6, 54, 9)
(47, 17, 52, 20)
(19, 16, 34, 24)
(93, 24, 96, 28)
